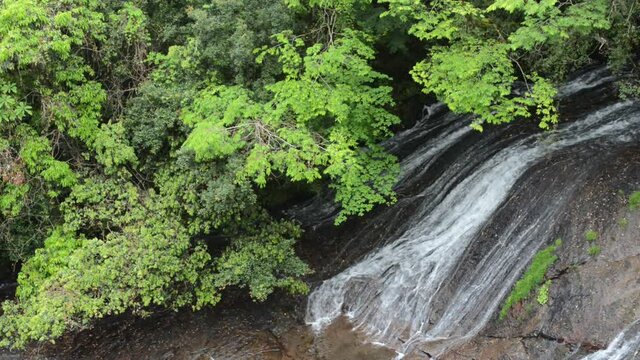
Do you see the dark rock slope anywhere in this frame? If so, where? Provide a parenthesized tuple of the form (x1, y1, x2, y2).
(440, 146, 640, 360)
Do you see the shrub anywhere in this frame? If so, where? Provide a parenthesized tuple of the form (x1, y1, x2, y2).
(584, 230, 598, 242)
(629, 191, 640, 210)
(618, 217, 629, 228)
(588, 245, 602, 257)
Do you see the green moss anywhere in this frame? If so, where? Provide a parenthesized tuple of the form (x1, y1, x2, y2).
(618, 217, 629, 228)
(500, 239, 561, 320)
(629, 191, 640, 210)
(536, 280, 552, 305)
(588, 245, 601, 257)
(584, 230, 598, 242)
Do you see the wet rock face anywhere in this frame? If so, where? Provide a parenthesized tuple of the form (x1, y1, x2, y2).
(444, 147, 640, 359)
(26, 308, 290, 360)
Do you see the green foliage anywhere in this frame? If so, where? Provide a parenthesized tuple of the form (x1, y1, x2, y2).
(588, 245, 602, 256)
(411, 40, 558, 130)
(215, 217, 311, 301)
(0, 0, 315, 348)
(17, 136, 76, 190)
(0, 157, 314, 348)
(607, 0, 640, 98)
(536, 280, 551, 305)
(618, 80, 640, 100)
(286, 0, 372, 11)
(0, 183, 29, 218)
(1, 211, 219, 348)
(489, 0, 610, 51)
(184, 29, 400, 223)
(92, 123, 138, 173)
(0, 0, 105, 68)
(584, 229, 599, 242)
(0, 81, 31, 123)
(500, 239, 561, 319)
(189, 0, 294, 87)
(0, 0, 139, 268)
(121, 80, 194, 173)
(154, 154, 257, 236)
(0, 176, 312, 348)
(618, 217, 629, 228)
(382, 0, 481, 42)
(382, 0, 610, 130)
(629, 191, 640, 210)
(518, 0, 636, 83)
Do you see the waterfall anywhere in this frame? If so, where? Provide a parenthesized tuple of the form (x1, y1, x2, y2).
(305, 69, 640, 357)
(581, 320, 640, 360)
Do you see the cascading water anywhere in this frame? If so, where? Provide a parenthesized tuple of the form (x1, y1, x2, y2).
(580, 320, 640, 360)
(304, 68, 640, 357)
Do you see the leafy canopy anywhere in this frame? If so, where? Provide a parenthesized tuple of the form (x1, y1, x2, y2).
(382, 0, 610, 130)
(183, 29, 400, 223)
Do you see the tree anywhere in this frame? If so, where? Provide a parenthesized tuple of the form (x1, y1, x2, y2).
(183, 29, 400, 223)
(382, 0, 610, 130)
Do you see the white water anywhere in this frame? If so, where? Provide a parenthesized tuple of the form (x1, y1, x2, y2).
(397, 116, 470, 184)
(306, 72, 640, 356)
(581, 320, 640, 360)
(557, 67, 616, 98)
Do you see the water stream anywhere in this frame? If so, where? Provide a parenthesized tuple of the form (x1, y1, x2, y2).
(305, 69, 640, 357)
(581, 320, 640, 360)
